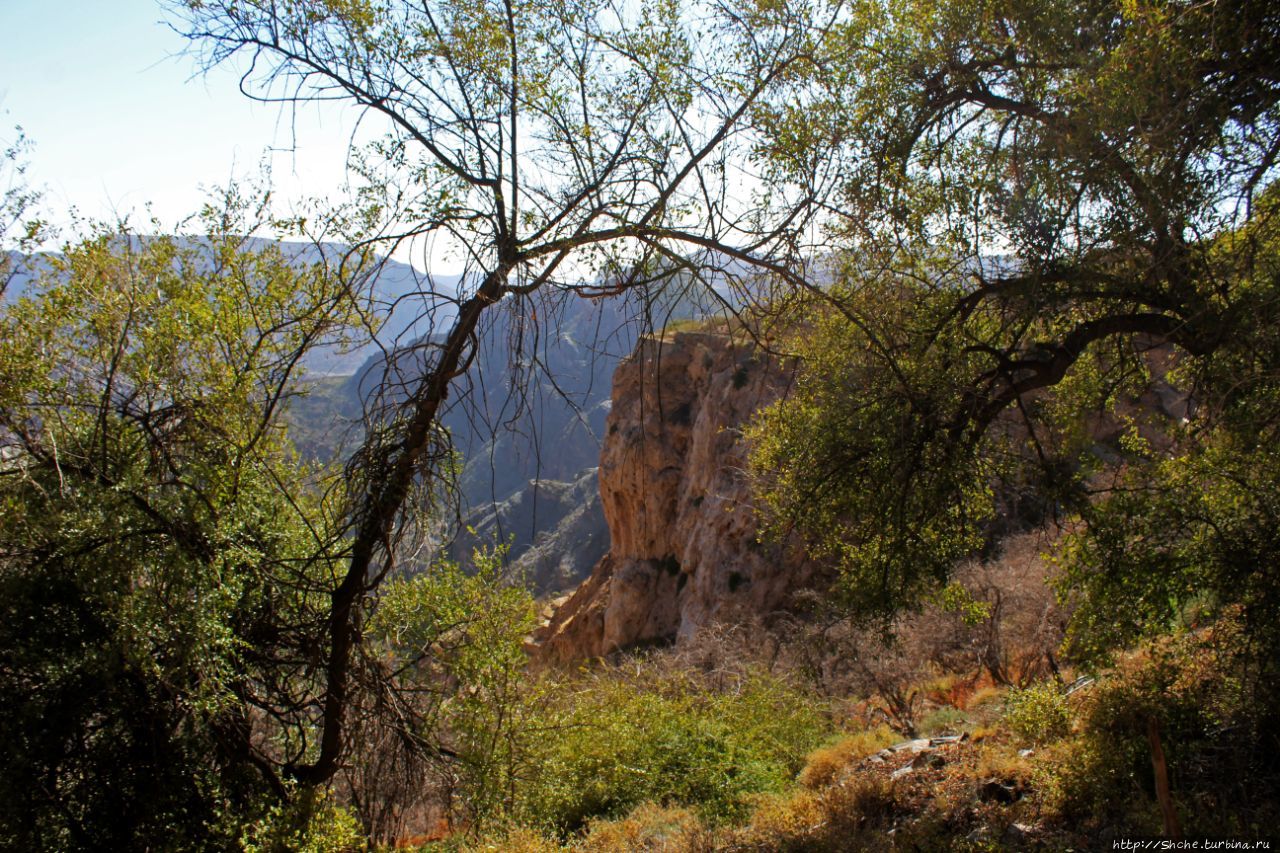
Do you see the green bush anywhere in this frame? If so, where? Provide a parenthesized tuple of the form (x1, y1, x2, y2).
(516, 662, 829, 836)
(1004, 680, 1071, 745)
(240, 789, 364, 853)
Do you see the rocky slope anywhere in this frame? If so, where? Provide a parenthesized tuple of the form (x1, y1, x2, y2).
(534, 330, 824, 663)
(449, 467, 611, 594)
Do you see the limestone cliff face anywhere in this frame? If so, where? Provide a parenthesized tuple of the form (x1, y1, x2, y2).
(534, 331, 822, 664)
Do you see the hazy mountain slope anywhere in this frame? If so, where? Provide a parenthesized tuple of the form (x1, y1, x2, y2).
(449, 468, 610, 594)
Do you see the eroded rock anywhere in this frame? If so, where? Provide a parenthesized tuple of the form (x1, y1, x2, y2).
(533, 331, 823, 663)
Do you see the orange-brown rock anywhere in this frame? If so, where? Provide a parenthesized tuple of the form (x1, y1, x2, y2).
(533, 331, 822, 664)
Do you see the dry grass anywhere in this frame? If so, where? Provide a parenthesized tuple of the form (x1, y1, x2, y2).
(973, 740, 1037, 787)
(965, 684, 1006, 712)
(575, 803, 713, 852)
(465, 826, 565, 852)
(718, 773, 905, 851)
(797, 726, 898, 789)
(732, 789, 824, 849)
(968, 724, 1000, 743)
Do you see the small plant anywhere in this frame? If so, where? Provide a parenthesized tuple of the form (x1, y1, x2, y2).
(918, 705, 968, 736)
(1004, 680, 1071, 745)
(240, 789, 364, 853)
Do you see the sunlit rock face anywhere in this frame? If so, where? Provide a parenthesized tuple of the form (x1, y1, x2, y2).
(534, 331, 823, 664)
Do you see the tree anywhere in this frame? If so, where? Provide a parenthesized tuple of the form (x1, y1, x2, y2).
(1055, 191, 1280, 662)
(750, 0, 1280, 618)
(0, 193, 375, 848)
(169, 0, 837, 785)
(0, 127, 47, 299)
(353, 546, 539, 839)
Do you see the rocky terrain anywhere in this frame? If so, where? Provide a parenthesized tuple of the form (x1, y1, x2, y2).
(449, 467, 610, 594)
(535, 329, 826, 663)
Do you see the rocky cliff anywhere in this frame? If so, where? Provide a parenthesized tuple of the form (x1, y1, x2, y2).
(534, 330, 824, 664)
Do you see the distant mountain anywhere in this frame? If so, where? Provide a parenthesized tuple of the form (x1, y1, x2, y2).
(2, 250, 49, 302)
(343, 288, 641, 591)
(452, 467, 610, 594)
(250, 240, 464, 377)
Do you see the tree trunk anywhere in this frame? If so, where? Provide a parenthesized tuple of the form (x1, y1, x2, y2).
(1147, 716, 1182, 840)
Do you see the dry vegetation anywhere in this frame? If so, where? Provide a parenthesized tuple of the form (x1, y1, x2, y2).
(387, 530, 1279, 852)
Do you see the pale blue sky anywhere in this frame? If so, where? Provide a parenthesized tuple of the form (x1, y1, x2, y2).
(0, 0, 358, 230)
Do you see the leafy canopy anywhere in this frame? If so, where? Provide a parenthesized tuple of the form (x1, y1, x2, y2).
(0, 193, 370, 848)
(750, 0, 1280, 626)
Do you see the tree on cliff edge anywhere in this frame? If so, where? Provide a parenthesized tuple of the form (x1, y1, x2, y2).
(168, 0, 838, 788)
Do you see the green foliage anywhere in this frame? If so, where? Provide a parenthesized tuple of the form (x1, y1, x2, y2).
(0, 197, 367, 849)
(1057, 440, 1280, 662)
(240, 788, 364, 853)
(1045, 619, 1280, 835)
(368, 546, 539, 827)
(1056, 196, 1280, 670)
(749, 0, 1280, 641)
(747, 279, 1000, 618)
(917, 706, 968, 737)
(932, 581, 993, 628)
(514, 662, 829, 837)
(785, 0, 1280, 260)
(1003, 681, 1071, 745)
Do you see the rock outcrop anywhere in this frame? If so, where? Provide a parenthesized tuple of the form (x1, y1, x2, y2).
(534, 330, 823, 664)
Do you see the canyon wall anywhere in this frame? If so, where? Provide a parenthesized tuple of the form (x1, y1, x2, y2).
(534, 330, 824, 664)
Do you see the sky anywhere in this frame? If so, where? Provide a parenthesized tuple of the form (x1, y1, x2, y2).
(0, 0, 361, 236)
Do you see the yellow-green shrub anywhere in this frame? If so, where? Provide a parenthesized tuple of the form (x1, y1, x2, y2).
(239, 789, 364, 853)
(1004, 680, 1071, 745)
(515, 663, 829, 836)
(798, 726, 897, 789)
(576, 803, 709, 852)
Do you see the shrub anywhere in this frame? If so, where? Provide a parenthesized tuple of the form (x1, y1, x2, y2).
(773, 532, 1068, 738)
(726, 773, 904, 852)
(737, 789, 825, 849)
(240, 790, 364, 853)
(1043, 616, 1280, 836)
(1004, 681, 1071, 745)
(515, 660, 829, 836)
(798, 727, 897, 789)
(577, 803, 710, 853)
(464, 826, 564, 853)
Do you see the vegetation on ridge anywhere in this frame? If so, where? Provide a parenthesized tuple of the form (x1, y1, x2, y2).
(2, 0, 1280, 847)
